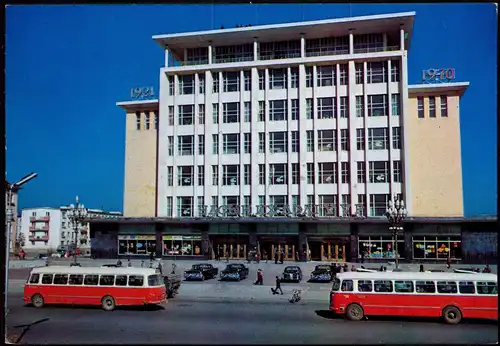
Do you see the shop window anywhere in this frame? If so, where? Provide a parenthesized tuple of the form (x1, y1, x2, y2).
(163, 235, 202, 256)
(358, 236, 405, 259)
(415, 281, 436, 293)
(412, 236, 462, 260)
(118, 236, 156, 255)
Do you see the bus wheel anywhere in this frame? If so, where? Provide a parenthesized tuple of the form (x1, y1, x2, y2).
(346, 304, 364, 321)
(443, 306, 462, 324)
(32, 294, 44, 308)
(101, 296, 116, 311)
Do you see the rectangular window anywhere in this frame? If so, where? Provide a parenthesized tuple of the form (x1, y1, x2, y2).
(197, 196, 205, 217)
(244, 71, 251, 91)
(477, 282, 497, 295)
(367, 61, 386, 84)
(306, 98, 313, 119)
(212, 165, 219, 185)
(198, 134, 205, 155)
(292, 163, 299, 184)
(243, 196, 251, 216)
(429, 96, 436, 118)
(307, 163, 315, 184)
(319, 162, 337, 184)
(417, 97, 424, 118)
(244, 133, 251, 154)
(291, 99, 299, 120)
(437, 281, 458, 294)
(258, 164, 266, 185)
(198, 104, 205, 124)
(198, 74, 205, 94)
(178, 135, 194, 156)
(99, 275, 114, 286)
(339, 64, 347, 85)
(258, 195, 265, 206)
(270, 195, 288, 209)
(340, 97, 349, 118)
(179, 75, 195, 95)
(244, 102, 251, 122)
(223, 71, 240, 92)
(368, 95, 388, 117)
(212, 72, 220, 93)
(211, 196, 219, 209)
(269, 68, 287, 89)
(83, 275, 98, 286)
(136, 112, 141, 130)
(291, 131, 299, 153)
(53, 274, 68, 285)
(168, 136, 174, 156)
(440, 96, 448, 117)
(317, 65, 335, 87)
(223, 102, 240, 123)
(258, 133, 265, 153)
(223, 133, 240, 154)
(167, 166, 173, 186)
(458, 281, 475, 294)
(340, 129, 349, 151)
(391, 60, 400, 82)
(258, 101, 265, 121)
(341, 194, 350, 216)
(318, 195, 337, 216)
(358, 280, 373, 292)
(393, 161, 403, 183)
(291, 67, 299, 88)
(145, 112, 150, 130)
(357, 194, 366, 216)
(356, 96, 364, 118)
(355, 63, 364, 84)
(341, 280, 353, 292)
(415, 281, 436, 293)
(69, 274, 83, 285)
(341, 162, 349, 184)
(178, 166, 194, 186)
(244, 164, 251, 185)
(392, 127, 401, 149)
(168, 106, 174, 126)
(291, 195, 300, 207)
(154, 111, 158, 130)
(357, 162, 366, 183)
(356, 129, 365, 150)
(305, 66, 313, 87)
(318, 130, 336, 151)
(222, 165, 240, 186)
(307, 195, 314, 208)
(166, 197, 173, 217)
(178, 105, 194, 125)
(368, 128, 389, 150)
(212, 103, 219, 124)
(258, 70, 265, 90)
(269, 132, 287, 153)
(168, 76, 174, 95)
(369, 194, 390, 216)
(394, 281, 414, 293)
(269, 100, 287, 121)
(212, 134, 219, 154)
(391, 94, 400, 116)
(198, 166, 204, 186)
(317, 97, 336, 119)
(269, 164, 287, 184)
(374, 280, 393, 293)
(369, 161, 389, 183)
(177, 196, 193, 217)
(306, 130, 314, 152)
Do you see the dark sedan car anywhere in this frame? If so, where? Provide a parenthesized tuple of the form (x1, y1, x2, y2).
(282, 266, 303, 282)
(310, 265, 334, 282)
(220, 264, 249, 281)
(184, 264, 219, 281)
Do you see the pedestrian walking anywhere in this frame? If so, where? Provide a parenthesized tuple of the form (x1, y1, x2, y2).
(271, 276, 283, 295)
(141, 260, 145, 268)
(279, 249, 284, 264)
(254, 269, 263, 285)
(226, 250, 230, 263)
(419, 264, 425, 272)
(274, 249, 279, 264)
(157, 262, 163, 275)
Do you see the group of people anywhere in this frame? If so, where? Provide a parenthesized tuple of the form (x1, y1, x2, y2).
(116, 253, 163, 275)
(253, 269, 283, 295)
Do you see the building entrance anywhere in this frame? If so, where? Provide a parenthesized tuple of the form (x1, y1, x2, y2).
(211, 235, 249, 260)
(308, 237, 350, 262)
(258, 236, 298, 262)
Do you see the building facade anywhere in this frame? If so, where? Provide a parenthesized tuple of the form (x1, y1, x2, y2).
(5, 183, 20, 254)
(108, 12, 496, 262)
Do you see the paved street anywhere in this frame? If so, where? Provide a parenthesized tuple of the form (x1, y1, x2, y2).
(6, 291, 498, 344)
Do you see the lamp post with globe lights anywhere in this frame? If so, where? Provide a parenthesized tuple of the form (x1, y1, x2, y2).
(385, 197, 408, 271)
(67, 196, 88, 266)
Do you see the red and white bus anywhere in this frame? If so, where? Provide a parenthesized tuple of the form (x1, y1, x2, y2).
(24, 266, 167, 311)
(330, 272, 497, 324)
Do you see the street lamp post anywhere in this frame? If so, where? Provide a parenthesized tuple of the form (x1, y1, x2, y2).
(66, 196, 88, 266)
(385, 197, 408, 271)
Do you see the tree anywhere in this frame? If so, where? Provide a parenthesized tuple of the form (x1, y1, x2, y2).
(16, 232, 26, 249)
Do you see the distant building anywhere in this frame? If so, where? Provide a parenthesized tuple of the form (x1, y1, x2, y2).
(5, 182, 20, 254)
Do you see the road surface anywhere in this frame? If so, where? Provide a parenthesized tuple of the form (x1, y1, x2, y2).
(6, 292, 498, 344)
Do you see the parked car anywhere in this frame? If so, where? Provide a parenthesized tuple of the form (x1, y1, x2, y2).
(220, 264, 249, 281)
(310, 265, 334, 282)
(163, 274, 181, 298)
(184, 264, 219, 281)
(282, 266, 303, 282)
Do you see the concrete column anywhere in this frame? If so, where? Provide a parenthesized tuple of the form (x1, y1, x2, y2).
(184, 48, 188, 62)
(208, 44, 213, 64)
(300, 34, 305, 58)
(400, 28, 405, 51)
(165, 47, 169, 67)
(350, 223, 359, 262)
(253, 38, 258, 61)
(383, 33, 387, 50)
(349, 31, 354, 55)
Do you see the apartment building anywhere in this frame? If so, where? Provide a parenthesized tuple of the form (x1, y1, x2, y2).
(110, 12, 484, 263)
(5, 183, 20, 254)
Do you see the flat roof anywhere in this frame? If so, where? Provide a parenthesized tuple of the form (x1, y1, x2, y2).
(408, 82, 470, 98)
(338, 272, 497, 282)
(153, 12, 415, 59)
(30, 266, 158, 276)
(116, 99, 159, 111)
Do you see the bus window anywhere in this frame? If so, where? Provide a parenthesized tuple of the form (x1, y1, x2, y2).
(148, 275, 162, 287)
(458, 281, 475, 294)
(415, 281, 436, 293)
(341, 280, 353, 292)
(128, 275, 144, 287)
(374, 280, 393, 293)
(41, 274, 54, 285)
(394, 281, 414, 293)
(331, 278, 341, 292)
(115, 275, 127, 286)
(53, 274, 69, 285)
(477, 282, 497, 295)
(437, 281, 458, 294)
(29, 274, 40, 284)
(84, 275, 99, 286)
(358, 280, 373, 292)
(69, 274, 83, 285)
(99, 275, 115, 286)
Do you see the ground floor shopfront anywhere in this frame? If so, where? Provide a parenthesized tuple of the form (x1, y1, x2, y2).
(88, 218, 497, 264)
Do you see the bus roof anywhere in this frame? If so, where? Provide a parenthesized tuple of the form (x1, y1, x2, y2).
(30, 266, 158, 276)
(337, 272, 497, 282)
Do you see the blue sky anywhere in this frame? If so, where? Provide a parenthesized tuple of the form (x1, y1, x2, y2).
(6, 4, 497, 216)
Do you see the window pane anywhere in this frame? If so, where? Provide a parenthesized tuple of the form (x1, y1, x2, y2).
(84, 274, 99, 286)
(477, 282, 497, 295)
(394, 280, 414, 293)
(69, 274, 84, 285)
(437, 281, 458, 294)
(415, 281, 436, 293)
(458, 281, 475, 294)
(99, 275, 115, 286)
(374, 280, 393, 292)
(128, 275, 144, 287)
(115, 275, 128, 286)
(41, 274, 53, 284)
(29, 274, 40, 284)
(53, 274, 68, 285)
(341, 279, 353, 291)
(357, 280, 373, 292)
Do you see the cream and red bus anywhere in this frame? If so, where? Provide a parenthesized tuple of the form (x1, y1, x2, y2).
(24, 266, 166, 311)
(330, 271, 497, 324)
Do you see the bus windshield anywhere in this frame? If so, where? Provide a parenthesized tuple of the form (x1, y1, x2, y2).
(332, 278, 341, 291)
(148, 274, 163, 287)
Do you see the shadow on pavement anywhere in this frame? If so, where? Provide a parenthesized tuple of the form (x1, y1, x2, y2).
(24, 303, 165, 312)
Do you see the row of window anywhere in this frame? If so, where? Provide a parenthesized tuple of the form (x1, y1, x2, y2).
(28, 273, 159, 287)
(166, 193, 403, 218)
(417, 96, 448, 118)
(169, 127, 402, 156)
(168, 60, 401, 95)
(135, 111, 159, 131)
(168, 160, 403, 187)
(337, 279, 497, 295)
